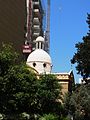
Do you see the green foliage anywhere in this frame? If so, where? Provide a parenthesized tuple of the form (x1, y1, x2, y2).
(39, 114, 58, 120)
(64, 84, 90, 120)
(36, 74, 62, 114)
(39, 114, 70, 120)
(0, 43, 38, 116)
(39, 74, 62, 100)
(71, 36, 90, 79)
(0, 43, 63, 118)
(19, 112, 30, 120)
(0, 64, 38, 114)
(60, 116, 70, 120)
(0, 44, 18, 76)
(71, 14, 90, 81)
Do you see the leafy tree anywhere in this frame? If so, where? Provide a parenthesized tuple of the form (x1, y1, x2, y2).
(39, 113, 58, 120)
(71, 13, 90, 82)
(64, 84, 90, 120)
(0, 44, 39, 119)
(0, 44, 18, 76)
(36, 74, 62, 115)
(39, 113, 70, 120)
(0, 64, 38, 116)
(0, 44, 63, 119)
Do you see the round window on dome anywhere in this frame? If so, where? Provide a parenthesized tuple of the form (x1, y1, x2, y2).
(33, 62, 36, 67)
(43, 63, 46, 68)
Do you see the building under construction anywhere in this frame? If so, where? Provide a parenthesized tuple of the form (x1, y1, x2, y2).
(23, 0, 50, 57)
(24, 0, 44, 53)
(0, 0, 50, 59)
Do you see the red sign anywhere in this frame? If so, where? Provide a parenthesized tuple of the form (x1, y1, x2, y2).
(22, 45, 32, 53)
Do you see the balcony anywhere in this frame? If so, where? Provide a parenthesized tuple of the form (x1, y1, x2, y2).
(34, 1, 39, 6)
(33, 9, 39, 13)
(32, 32, 40, 37)
(32, 25, 40, 30)
(33, 17, 40, 25)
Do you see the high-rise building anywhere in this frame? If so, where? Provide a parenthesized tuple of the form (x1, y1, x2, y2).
(22, 0, 45, 60)
(0, 0, 26, 56)
(0, 0, 49, 59)
(25, 0, 45, 51)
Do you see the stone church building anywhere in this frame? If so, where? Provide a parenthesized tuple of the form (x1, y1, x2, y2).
(26, 36, 74, 95)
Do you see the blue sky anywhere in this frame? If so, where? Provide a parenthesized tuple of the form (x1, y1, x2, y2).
(44, 0, 90, 83)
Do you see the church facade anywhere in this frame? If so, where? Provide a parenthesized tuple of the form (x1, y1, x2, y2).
(26, 36, 74, 94)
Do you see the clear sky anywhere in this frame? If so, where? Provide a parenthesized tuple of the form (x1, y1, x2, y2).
(44, 0, 90, 83)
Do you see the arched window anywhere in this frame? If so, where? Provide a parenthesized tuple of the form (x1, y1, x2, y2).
(43, 63, 46, 68)
(33, 62, 36, 67)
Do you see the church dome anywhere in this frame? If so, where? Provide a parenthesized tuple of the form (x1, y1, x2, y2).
(26, 49, 52, 74)
(26, 36, 52, 74)
(27, 49, 52, 64)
